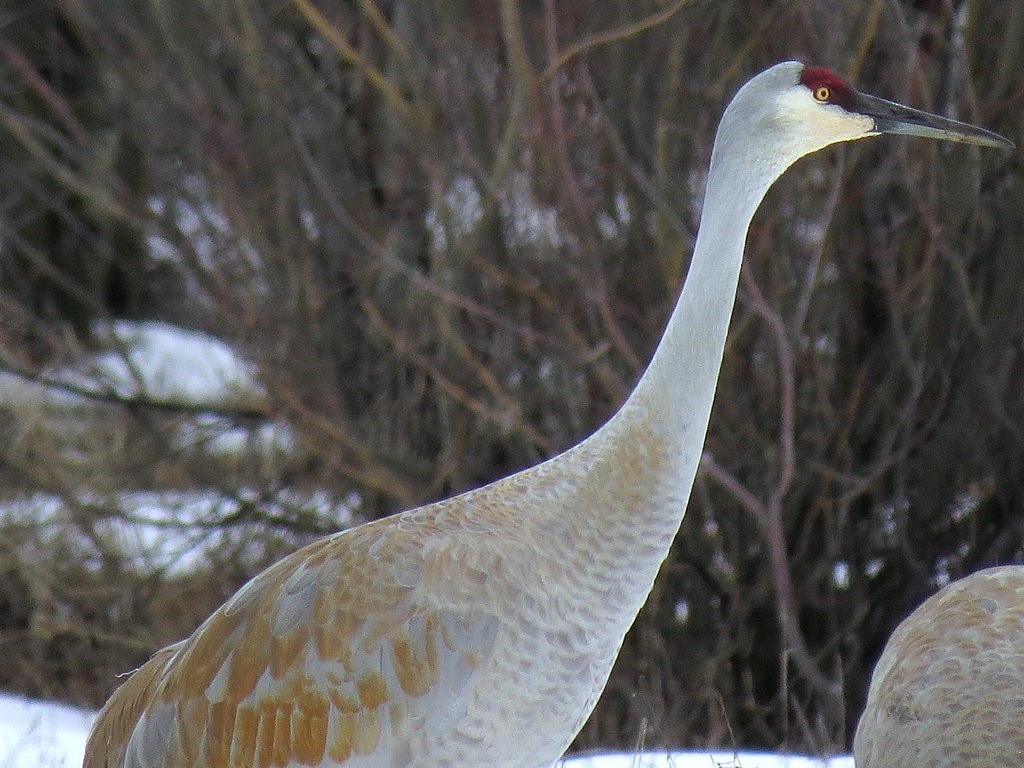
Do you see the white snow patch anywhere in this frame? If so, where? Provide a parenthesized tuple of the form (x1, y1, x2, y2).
(0, 694, 94, 768)
(562, 752, 854, 768)
(833, 561, 850, 590)
(80, 320, 265, 404)
(427, 174, 485, 252)
(0, 320, 266, 410)
(1, 489, 357, 577)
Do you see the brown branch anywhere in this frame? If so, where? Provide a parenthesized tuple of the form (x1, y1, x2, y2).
(540, 0, 691, 82)
(541, 0, 641, 373)
(356, 0, 412, 64)
(579, 67, 691, 242)
(0, 103, 133, 224)
(849, 0, 885, 83)
(740, 262, 796, 505)
(289, 124, 540, 346)
(290, 0, 413, 120)
(699, 452, 766, 520)
(361, 300, 552, 452)
(266, 376, 418, 507)
(0, 40, 90, 146)
(705, 263, 843, 702)
(0, 360, 269, 421)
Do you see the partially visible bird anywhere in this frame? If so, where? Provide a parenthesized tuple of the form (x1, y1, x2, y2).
(855, 566, 1024, 767)
(83, 62, 1011, 768)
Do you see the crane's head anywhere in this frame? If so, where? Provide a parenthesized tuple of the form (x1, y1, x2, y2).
(715, 62, 1012, 186)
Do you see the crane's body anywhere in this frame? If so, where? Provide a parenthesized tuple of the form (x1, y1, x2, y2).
(854, 566, 1024, 767)
(84, 62, 1010, 768)
(87, 411, 687, 768)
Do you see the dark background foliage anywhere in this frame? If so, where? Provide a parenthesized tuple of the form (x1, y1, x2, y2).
(1, 0, 1022, 756)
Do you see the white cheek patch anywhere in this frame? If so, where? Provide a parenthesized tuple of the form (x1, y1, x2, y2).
(773, 87, 875, 147)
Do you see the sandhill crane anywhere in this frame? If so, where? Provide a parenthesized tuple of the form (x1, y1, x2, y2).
(84, 61, 1011, 768)
(854, 565, 1024, 767)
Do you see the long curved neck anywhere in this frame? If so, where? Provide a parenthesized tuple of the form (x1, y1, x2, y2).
(543, 136, 784, 632)
(503, 109, 799, 643)
(623, 143, 773, 443)
(617, 135, 776, 451)
(570, 129, 784, 578)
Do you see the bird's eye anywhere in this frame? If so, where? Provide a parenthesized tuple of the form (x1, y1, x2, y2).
(813, 85, 831, 103)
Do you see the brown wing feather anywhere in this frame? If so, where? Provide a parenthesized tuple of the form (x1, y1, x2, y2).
(84, 644, 181, 768)
(83, 505, 504, 768)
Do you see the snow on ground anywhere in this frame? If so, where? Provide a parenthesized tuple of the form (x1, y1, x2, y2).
(0, 695, 94, 768)
(562, 752, 854, 767)
(0, 692, 852, 768)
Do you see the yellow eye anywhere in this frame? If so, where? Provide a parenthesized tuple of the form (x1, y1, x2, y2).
(814, 85, 831, 103)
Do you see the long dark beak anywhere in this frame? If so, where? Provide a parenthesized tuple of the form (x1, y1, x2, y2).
(852, 91, 1014, 149)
